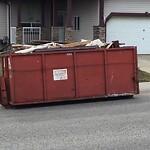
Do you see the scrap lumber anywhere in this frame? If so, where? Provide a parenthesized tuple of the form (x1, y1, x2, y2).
(62, 40, 91, 48)
(106, 41, 120, 49)
(106, 42, 113, 49)
(86, 39, 106, 48)
(112, 40, 120, 48)
(12, 45, 32, 51)
(31, 40, 51, 44)
(15, 43, 50, 54)
(13, 39, 121, 54)
(48, 45, 61, 49)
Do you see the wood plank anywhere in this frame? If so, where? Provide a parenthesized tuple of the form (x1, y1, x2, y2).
(62, 41, 91, 48)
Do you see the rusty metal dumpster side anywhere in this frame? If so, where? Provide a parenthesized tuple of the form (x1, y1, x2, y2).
(0, 47, 139, 107)
(75, 50, 106, 98)
(105, 47, 139, 96)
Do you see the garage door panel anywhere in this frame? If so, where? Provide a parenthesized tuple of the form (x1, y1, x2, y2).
(106, 16, 150, 54)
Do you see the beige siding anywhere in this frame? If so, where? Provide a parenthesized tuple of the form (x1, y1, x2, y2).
(105, 0, 150, 18)
(0, 2, 7, 39)
(11, 1, 18, 27)
(73, 0, 99, 41)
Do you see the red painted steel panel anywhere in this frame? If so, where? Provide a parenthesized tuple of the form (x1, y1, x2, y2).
(76, 66, 105, 97)
(45, 53, 76, 100)
(76, 51, 105, 97)
(106, 64, 135, 95)
(11, 55, 44, 103)
(106, 49, 137, 95)
(106, 49, 134, 64)
(45, 52, 74, 69)
(76, 51, 104, 66)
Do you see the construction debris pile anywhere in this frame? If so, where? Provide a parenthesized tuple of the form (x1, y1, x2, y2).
(8, 39, 120, 54)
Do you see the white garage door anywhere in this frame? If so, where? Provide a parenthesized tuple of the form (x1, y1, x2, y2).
(0, 3, 7, 39)
(106, 16, 150, 54)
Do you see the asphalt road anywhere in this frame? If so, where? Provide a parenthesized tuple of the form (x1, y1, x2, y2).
(0, 83, 150, 150)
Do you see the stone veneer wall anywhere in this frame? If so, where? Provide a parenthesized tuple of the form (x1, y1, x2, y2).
(51, 26, 73, 43)
(41, 27, 47, 40)
(93, 26, 106, 43)
(51, 27, 60, 42)
(65, 27, 73, 43)
(16, 27, 23, 44)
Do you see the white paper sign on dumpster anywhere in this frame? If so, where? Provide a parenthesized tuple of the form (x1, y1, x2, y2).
(53, 69, 68, 81)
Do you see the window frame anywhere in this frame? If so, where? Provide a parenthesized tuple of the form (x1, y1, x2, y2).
(74, 16, 80, 31)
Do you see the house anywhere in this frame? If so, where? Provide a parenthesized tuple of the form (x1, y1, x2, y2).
(105, 0, 150, 54)
(0, 1, 9, 45)
(0, 0, 150, 54)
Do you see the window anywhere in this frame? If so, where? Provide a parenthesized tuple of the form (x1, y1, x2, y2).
(57, 11, 66, 27)
(57, 1, 66, 27)
(74, 16, 80, 31)
(21, 22, 41, 27)
(21, 2, 41, 27)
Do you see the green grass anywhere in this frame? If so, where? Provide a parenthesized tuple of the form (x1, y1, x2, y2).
(138, 69, 150, 82)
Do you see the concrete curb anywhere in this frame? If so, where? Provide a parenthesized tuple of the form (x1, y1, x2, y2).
(139, 82, 150, 93)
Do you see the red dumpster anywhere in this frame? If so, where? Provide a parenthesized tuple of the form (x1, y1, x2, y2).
(0, 46, 139, 107)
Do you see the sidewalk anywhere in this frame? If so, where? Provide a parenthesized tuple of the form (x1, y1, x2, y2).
(139, 82, 150, 94)
(138, 55, 150, 74)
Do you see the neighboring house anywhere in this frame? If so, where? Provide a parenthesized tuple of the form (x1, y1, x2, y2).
(105, 0, 150, 54)
(0, 0, 150, 54)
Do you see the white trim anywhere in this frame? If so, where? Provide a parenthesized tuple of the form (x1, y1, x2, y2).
(11, 27, 16, 44)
